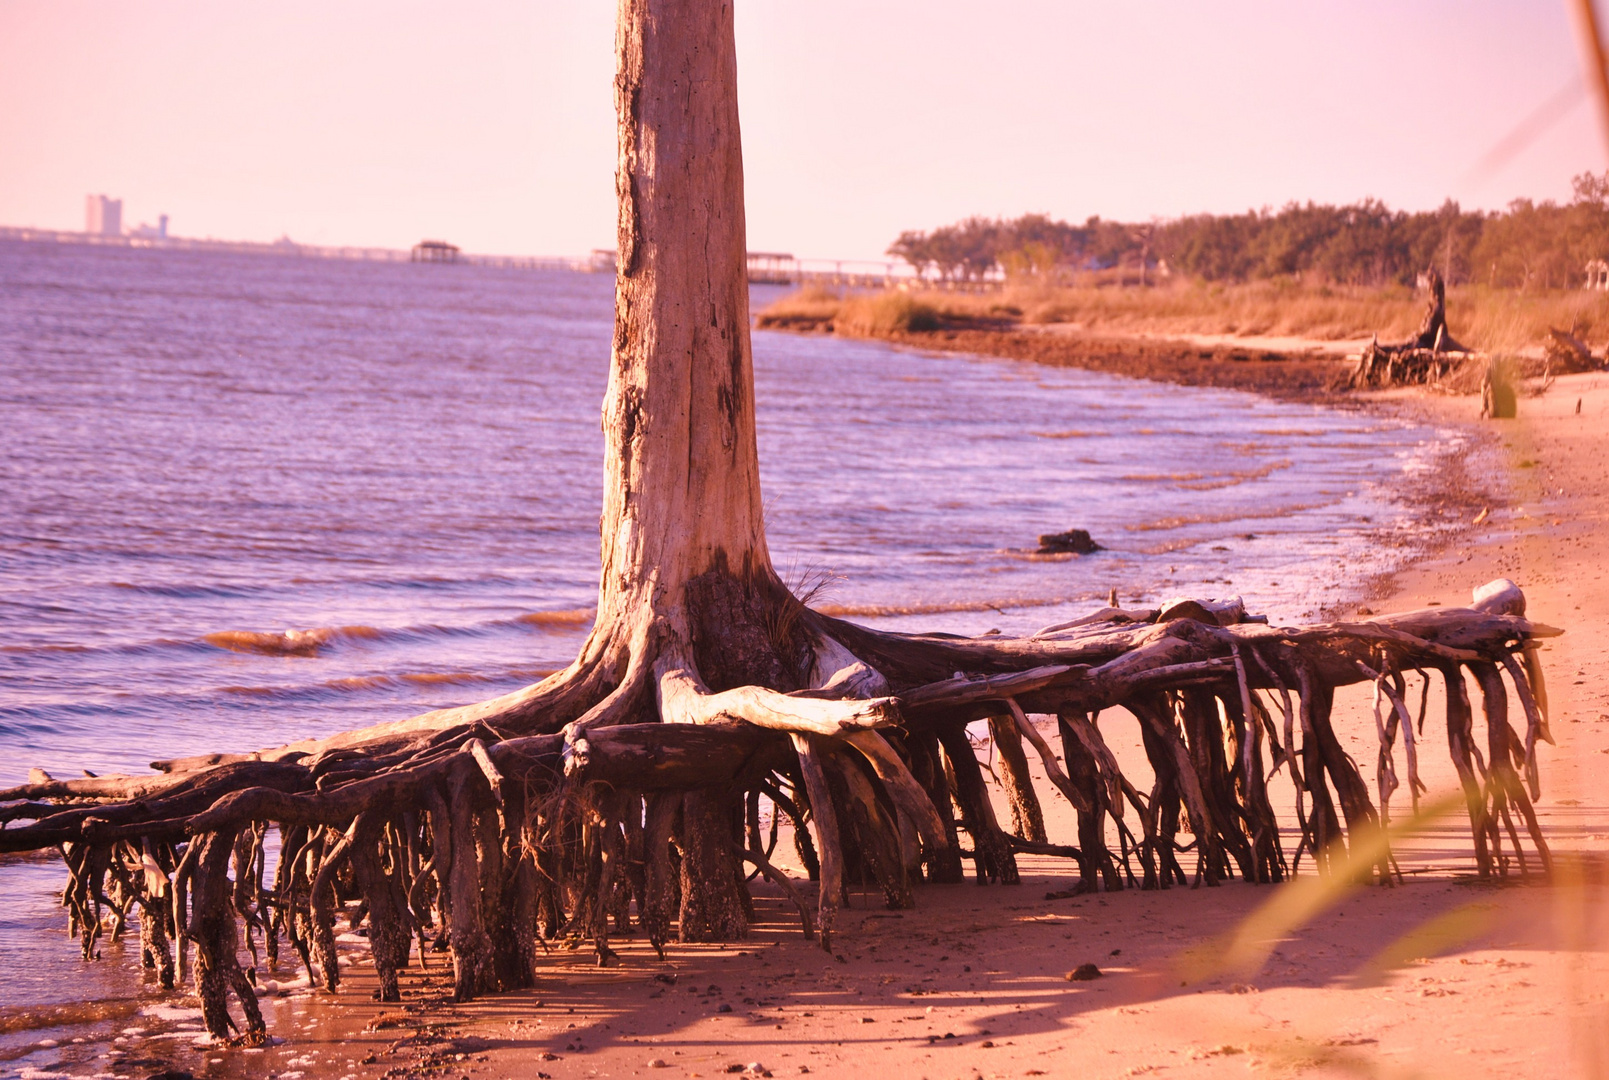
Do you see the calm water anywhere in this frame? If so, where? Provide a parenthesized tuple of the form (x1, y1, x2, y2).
(0, 241, 1460, 1038)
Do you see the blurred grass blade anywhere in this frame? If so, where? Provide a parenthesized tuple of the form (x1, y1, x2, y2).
(1349, 901, 1499, 987)
(1180, 793, 1463, 982)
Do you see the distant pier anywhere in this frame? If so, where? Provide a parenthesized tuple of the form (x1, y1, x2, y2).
(411, 239, 461, 263)
(746, 251, 908, 288)
(0, 225, 940, 288)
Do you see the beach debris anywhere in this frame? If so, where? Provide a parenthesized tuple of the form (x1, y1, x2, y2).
(1348, 340, 1467, 390)
(1471, 578, 1525, 616)
(1037, 529, 1104, 554)
(1156, 595, 1248, 626)
(1543, 327, 1603, 374)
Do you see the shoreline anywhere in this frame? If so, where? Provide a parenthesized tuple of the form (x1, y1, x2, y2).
(807, 324, 1358, 402)
(811, 321, 1508, 625)
(8, 365, 1607, 1080)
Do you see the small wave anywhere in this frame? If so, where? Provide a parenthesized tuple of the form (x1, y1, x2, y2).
(333, 668, 559, 692)
(324, 675, 395, 692)
(202, 624, 385, 657)
(1137, 538, 1210, 556)
(218, 683, 291, 697)
(0, 997, 142, 1035)
(112, 581, 247, 599)
(398, 671, 503, 687)
(1122, 460, 1293, 491)
(516, 608, 595, 630)
(217, 673, 460, 699)
(1125, 503, 1324, 532)
(163, 611, 585, 660)
(1009, 550, 1101, 563)
(1119, 471, 1209, 483)
(1029, 429, 1104, 439)
(0, 642, 92, 655)
(815, 596, 1072, 618)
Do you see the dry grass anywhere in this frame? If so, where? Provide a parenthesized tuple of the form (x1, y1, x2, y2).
(755, 284, 842, 329)
(756, 286, 940, 336)
(756, 281, 1609, 354)
(833, 291, 940, 336)
(1008, 280, 1422, 341)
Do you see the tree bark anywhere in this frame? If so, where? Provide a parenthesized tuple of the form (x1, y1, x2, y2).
(600, 0, 774, 648)
(988, 715, 1047, 842)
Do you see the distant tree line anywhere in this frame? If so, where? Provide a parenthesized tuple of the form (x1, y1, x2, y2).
(888, 173, 1609, 290)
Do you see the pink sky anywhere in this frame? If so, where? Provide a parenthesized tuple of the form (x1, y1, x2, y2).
(0, 1, 1601, 261)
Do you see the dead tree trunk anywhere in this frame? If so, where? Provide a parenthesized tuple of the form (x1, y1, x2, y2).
(1350, 268, 1473, 388)
(1413, 268, 1450, 350)
(0, 0, 1565, 1047)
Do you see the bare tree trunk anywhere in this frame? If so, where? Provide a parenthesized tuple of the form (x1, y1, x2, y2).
(600, 0, 773, 639)
(0, 0, 1564, 1047)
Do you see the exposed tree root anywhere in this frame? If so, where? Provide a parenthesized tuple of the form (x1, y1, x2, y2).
(1, 577, 1559, 1041)
(0, 3, 1566, 1045)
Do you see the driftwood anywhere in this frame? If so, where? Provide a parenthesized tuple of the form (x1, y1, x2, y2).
(1349, 342, 1467, 390)
(1543, 327, 1605, 375)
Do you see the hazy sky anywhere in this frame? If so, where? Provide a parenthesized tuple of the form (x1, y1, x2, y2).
(1, 1, 1601, 261)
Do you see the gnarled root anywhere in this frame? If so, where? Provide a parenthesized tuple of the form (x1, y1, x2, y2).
(0, 579, 1561, 1041)
(188, 829, 266, 1046)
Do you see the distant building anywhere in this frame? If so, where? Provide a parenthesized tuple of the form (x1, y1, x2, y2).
(1587, 258, 1609, 290)
(85, 195, 122, 236)
(590, 249, 617, 273)
(129, 214, 170, 240)
(411, 239, 460, 264)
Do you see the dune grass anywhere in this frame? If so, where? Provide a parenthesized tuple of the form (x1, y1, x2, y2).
(757, 286, 941, 336)
(757, 280, 1609, 354)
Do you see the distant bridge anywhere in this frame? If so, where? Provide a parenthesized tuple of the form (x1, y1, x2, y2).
(0, 227, 968, 289)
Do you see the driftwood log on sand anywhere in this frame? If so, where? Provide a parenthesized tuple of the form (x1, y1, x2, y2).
(0, 0, 1563, 1047)
(1543, 327, 1605, 375)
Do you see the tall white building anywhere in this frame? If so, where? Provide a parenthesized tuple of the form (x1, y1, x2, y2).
(85, 195, 122, 236)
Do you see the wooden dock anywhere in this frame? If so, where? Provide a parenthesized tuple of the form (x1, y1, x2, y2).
(0, 228, 985, 289)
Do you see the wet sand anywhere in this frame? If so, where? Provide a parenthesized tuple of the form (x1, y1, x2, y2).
(11, 372, 1609, 1080)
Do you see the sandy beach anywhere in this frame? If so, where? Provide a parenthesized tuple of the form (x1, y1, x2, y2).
(12, 366, 1609, 1080)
